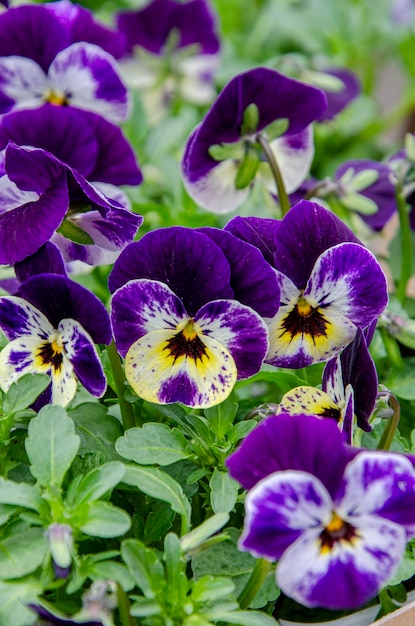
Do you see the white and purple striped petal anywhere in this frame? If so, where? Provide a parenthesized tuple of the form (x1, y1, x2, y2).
(0, 56, 47, 115)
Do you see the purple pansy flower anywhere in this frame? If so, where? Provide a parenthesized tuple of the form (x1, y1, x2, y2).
(181, 67, 327, 213)
(278, 327, 379, 442)
(227, 413, 415, 610)
(0, 42, 130, 123)
(0, 1, 126, 72)
(0, 107, 142, 266)
(228, 201, 388, 368)
(0, 273, 111, 407)
(116, 0, 219, 120)
(109, 227, 275, 408)
(310, 67, 361, 121)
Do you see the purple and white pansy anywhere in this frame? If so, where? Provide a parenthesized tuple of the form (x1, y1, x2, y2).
(0, 42, 130, 123)
(227, 413, 415, 610)
(181, 67, 327, 213)
(0, 273, 111, 407)
(228, 200, 388, 368)
(109, 226, 276, 408)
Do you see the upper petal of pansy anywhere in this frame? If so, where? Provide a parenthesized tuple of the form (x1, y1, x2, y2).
(277, 514, 406, 610)
(226, 412, 356, 495)
(195, 299, 269, 378)
(0, 4, 71, 71)
(111, 279, 187, 357)
(108, 227, 234, 315)
(265, 270, 357, 368)
(258, 125, 315, 196)
(319, 68, 361, 121)
(125, 327, 237, 408)
(15, 242, 66, 283)
(305, 242, 388, 328)
(0, 56, 47, 115)
(117, 0, 220, 55)
(59, 317, 106, 397)
(47, 42, 130, 124)
(0, 295, 52, 341)
(338, 452, 415, 536)
(0, 144, 69, 265)
(196, 227, 280, 317)
(272, 200, 360, 289)
(224, 216, 279, 266)
(240, 471, 332, 560)
(15, 274, 111, 345)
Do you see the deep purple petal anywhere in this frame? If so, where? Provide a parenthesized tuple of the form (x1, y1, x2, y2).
(111, 279, 187, 357)
(108, 227, 234, 315)
(117, 0, 219, 55)
(28, 602, 104, 626)
(320, 68, 361, 121)
(273, 200, 360, 288)
(226, 412, 356, 496)
(196, 227, 280, 317)
(182, 68, 326, 186)
(15, 242, 66, 283)
(195, 299, 269, 378)
(15, 274, 111, 344)
(336, 160, 397, 231)
(224, 216, 280, 266)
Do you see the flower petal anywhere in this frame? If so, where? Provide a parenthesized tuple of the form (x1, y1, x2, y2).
(240, 471, 332, 560)
(224, 215, 280, 266)
(278, 386, 342, 422)
(125, 328, 237, 408)
(277, 515, 406, 610)
(111, 279, 187, 357)
(0, 55, 46, 114)
(0, 295, 53, 340)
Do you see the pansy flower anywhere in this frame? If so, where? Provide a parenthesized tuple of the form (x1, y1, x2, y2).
(0, 273, 111, 407)
(181, 67, 327, 213)
(116, 0, 220, 121)
(226, 413, 415, 610)
(109, 226, 275, 408)
(0, 42, 130, 123)
(278, 327, 378, 442)
(228, 201, 388, 368)
(0, 107, 142, 265)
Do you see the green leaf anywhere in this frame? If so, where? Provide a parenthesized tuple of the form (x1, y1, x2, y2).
(123, 465, 191, 532)
(0, 527, 47, 579)
(70, 402, 124, 462)
(0, 579, 43, 626)
(204, 395, 238, 439)
(130, 598, 162, 617)
(263, 118, 289, 141)
(116, 423, 191, 465)
(181, 513, 229, 553)
(56, 218, 94, 245)
(208, 142, 243, 162)
(192, 576, 235, 603)
(210, 469, 239, 514)
(88, 560, 134, 591)
(2, 374, 49, 416)
(206, 610, 278, 626)
(74, 461, 126, 506)
(25, 405, 80, 488)
(79, 501, 131, 538)
(0, 478, 42, 512)
(144, 502, 175, 545)
(121, 539, 165, 599)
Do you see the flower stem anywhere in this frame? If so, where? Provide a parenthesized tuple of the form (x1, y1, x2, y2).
(107, 340, 136, 431)
(256, 133, 291, 216)
(117, 584, 136, 626)
(396, 184, 412, 305)
(377, 392, 400, 451)
(237, 557, 272, 610)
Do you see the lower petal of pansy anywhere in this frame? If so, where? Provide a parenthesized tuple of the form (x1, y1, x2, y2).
(277, 515, 406, 610)
(124, 327, 237, 408)
(278, 386, 343, 424)
(59, 318, 106, 398)
(265, 274, 357, 368)
(195, 299, 269, 379)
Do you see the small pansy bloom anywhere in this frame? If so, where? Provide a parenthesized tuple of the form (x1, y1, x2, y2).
(0, 273, 111, 407)
(181, 67, 327, 213)
(228, 200, 388, 368)
(227, 413, 415, 610)
(0, 42, 130, 123)
(109, 226, 275, 408)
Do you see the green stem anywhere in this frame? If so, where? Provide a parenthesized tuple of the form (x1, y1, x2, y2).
(396, 185, 412, 305)
(377, 393, 400, 451)
(379, 327, 404, 371)
(107, 340, 136, 431)
(117, 584, 136, 626)
(256, 133, 291, 216)
(237, 557, 272, 610)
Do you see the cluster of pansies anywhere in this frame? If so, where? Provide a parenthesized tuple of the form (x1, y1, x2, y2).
(0, 0, 415, 624)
